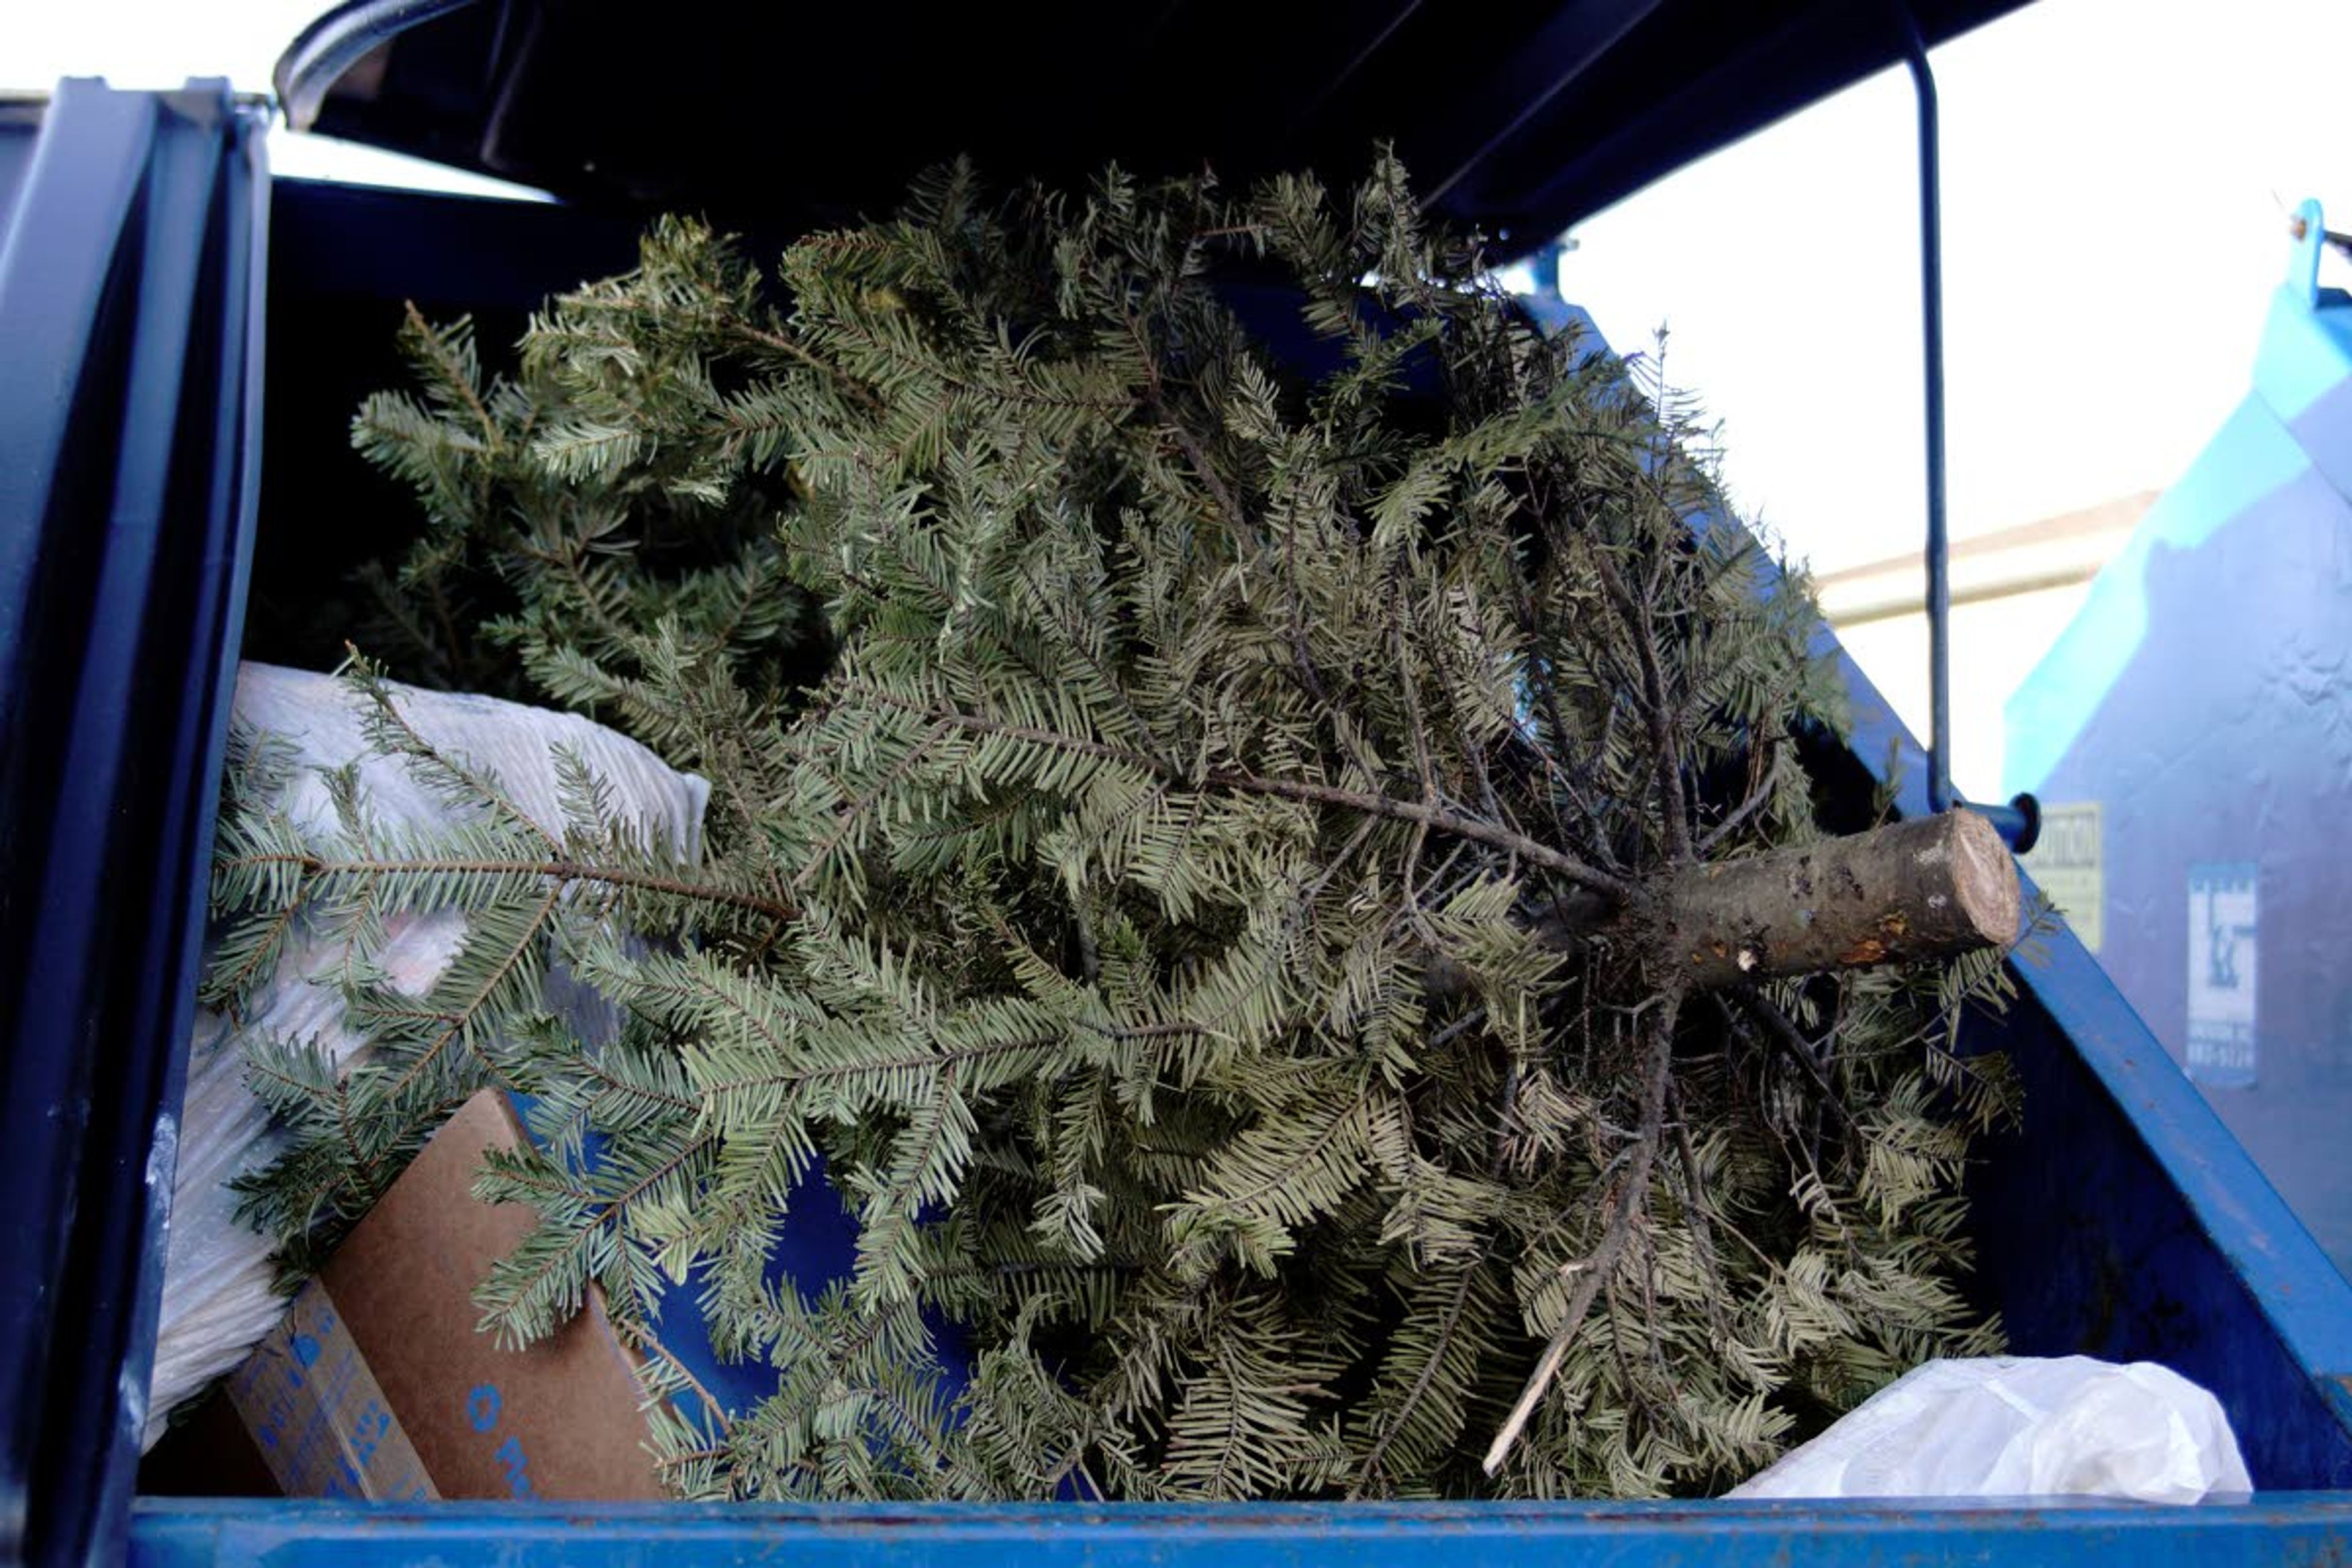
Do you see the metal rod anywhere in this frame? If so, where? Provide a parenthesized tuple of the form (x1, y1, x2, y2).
(1974, 793, 2040, 857)
(1894, 3, 1953, 814)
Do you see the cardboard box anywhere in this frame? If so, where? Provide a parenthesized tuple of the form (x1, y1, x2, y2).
(219, 1091, 668, 1500)
(225, 1279, 437, 1500)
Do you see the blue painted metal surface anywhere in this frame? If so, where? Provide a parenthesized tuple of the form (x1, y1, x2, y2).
(0, 80, 268, 1568)
(2006, 202, 2352, 1283)
(122, 1494, 2352, 1567)
(1805, 541, 2352, 1493)
(1893, 1, 1956, 816)
(1966, 892, 2352, 1481)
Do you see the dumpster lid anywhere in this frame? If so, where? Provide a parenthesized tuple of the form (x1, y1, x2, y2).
(274, 0, 2029, 248)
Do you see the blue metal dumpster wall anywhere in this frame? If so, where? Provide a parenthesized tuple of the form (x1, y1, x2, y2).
(2006, 207, 2352, 1283)
(121, 1494, 2352, 1568)
(0, 80, 268, 1568)
(1822, 617, 2352, 1491)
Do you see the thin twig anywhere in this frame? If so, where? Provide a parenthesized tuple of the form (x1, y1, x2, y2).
(1428, 1007, 1489, 1051)
(640, 1335, 738, 1435)
(1483, 984, 1682, 1474)
(1721, 987, 1859, 1135)
(1207, 771, 1627, 900)
(1665, 1081, 1736, 1342)
(795, 721, 951, 892)
(383, 883, 563, 1099)
(1138, 375, 1248, 538)
(1592, 550, 1691, 864)
(1392, 587, 1441, 809)
(845, 685, 1630, 901)
(402, 301, 502, 456)
(361, 668, 562, 855)
(1697, 745, 1785, 856)
(1350, 1261, 1481, 1498)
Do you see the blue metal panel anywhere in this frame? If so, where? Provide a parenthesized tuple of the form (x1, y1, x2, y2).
(1803, 578, 2352, 1490)
(1966, 914, 2352, 1483)
(2005, 203, 2352, 1283)
(0, 80, 268, 1568)
(124, 1495, 2352, 1567)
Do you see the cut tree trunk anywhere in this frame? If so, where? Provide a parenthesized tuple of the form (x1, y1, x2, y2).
(1651, 809, 2021, 989)
(1431, 810, 2022, 997)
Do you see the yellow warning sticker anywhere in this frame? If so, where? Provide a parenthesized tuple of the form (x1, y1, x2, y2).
(2021, 801, 2103, 953)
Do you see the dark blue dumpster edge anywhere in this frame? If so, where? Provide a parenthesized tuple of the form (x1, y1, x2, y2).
(123, 1493, 2352, 1567)
(0, 78, 269, 1568)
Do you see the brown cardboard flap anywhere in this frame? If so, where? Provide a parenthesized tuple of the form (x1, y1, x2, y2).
(317, 1091, 668, 1500)
(224, 1279, 437, 1501)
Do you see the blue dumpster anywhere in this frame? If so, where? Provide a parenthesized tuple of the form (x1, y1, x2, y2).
(4, 4, 2351, 1563)
(2007, 203, 2352, 1283)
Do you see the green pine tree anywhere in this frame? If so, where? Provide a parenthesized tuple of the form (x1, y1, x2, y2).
(210, 154, 2022, 1501)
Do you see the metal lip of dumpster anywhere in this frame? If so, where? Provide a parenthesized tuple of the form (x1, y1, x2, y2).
(118, 1494, 2352, 1567)
(0, 77, 271, 1568)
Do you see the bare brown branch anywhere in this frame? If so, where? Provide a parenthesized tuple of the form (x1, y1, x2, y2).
(1483, 985, 1683, 1474)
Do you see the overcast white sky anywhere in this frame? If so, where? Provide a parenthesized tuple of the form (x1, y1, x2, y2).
(7, 0, 2349, 576)
(1559, 0, 2352, 570)
(2, 0, 546, 198)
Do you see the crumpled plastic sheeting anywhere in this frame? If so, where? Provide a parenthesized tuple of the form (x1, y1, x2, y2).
(145, 663, 709, 1448)
(1727, 1355, 2252, 1503)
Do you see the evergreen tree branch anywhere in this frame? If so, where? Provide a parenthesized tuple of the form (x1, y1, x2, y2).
(247, 155, 2023, 1502)
(1482, 985, 1681, 1475)
(1203, 770, 1628, 901)
(843, 684, 1629, 899)
(1698, 743, 1785, 854)
(1348, 1259, 1480, 1497)
(1593, 548, 1692, 865)
(400, 301, 502, 456)
(384, 883, 562, 1099)
(224, 850, 798, 925)
(1721, 987, 1858, 1134)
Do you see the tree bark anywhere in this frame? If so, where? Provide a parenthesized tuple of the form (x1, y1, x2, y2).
(1429, 810, 2021, 996)
(1650, 809, 2020, 989)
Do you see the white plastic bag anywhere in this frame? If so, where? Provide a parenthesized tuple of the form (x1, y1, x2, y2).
(146, 663, 709, 1448)
(1727, 1355, 2251, 1503)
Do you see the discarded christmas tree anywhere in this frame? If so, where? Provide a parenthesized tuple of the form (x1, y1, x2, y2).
(210, 156, 2022, 1501)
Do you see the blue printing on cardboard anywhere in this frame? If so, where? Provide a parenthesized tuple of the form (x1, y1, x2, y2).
(466, 1381, 535, 1498)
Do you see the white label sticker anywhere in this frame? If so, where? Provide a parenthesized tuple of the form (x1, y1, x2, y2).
(2186, 862, 2258, 1087)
